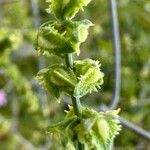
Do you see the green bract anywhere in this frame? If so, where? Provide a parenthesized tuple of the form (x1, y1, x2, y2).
(36, 64, 77, 99)
(36, 59, 103, 99)
(47, 106, 121, 150)
(74, 59, 104, 98)
(46, 0, 92, 19)
(35, 19, 93, 56)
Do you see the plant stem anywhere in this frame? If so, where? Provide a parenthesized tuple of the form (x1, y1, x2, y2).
(78, 142, 85, 150)
(65, 53, 73, 68)
(65, 54, 84, 150)
(71, 96, 82, 118)
(65, 54, 82, 117)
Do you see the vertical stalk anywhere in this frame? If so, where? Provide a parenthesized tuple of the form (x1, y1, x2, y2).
(71, 96, 82, 118)
(65, 54, 82, 118)
(65, 53, 73, 68)
(65, 54, 84, 150)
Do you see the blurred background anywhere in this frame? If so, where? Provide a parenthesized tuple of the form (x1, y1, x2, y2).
(0, 0, 150, 149)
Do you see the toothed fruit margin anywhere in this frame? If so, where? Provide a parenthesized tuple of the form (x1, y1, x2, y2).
(47, 107, 121, 150)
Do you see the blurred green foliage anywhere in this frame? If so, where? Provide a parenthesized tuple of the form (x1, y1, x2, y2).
(0, 0, 150, 149)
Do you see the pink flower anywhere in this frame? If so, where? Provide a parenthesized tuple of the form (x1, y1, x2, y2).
(0, 90, 7, 107)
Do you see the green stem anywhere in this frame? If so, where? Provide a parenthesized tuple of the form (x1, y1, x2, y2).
(65, 54, 82, 117)
(65, 53, 73, 68)
(71, 96, 82, 118)
(78, 142, 85, 150)
(65, 54, 84, 150)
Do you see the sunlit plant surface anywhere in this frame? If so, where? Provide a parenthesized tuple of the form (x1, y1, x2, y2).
(35, 0, 121, 149)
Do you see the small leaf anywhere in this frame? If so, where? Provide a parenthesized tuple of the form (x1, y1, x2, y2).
(47, 116, 78, 133)
(63, 19, 93, 43)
